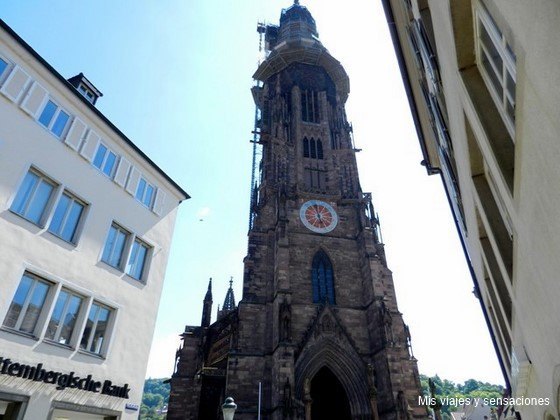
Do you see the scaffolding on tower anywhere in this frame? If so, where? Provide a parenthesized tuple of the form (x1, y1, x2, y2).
(248, 22, 267, 232)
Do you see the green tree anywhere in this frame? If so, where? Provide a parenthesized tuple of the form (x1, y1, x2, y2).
(143, 393, 163, 408)
(140, 378, 170, 420)
(419, 374, 504, 417)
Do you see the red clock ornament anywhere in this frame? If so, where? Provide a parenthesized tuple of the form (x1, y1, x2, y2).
(299, 200, 338, 233)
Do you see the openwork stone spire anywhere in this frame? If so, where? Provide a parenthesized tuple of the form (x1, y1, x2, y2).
(222, 277, 236, 311)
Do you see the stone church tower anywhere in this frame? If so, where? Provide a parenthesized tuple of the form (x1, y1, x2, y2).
(168, 2, 426, 419)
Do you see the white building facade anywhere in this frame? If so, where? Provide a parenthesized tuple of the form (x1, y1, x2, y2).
(381, 0, 560, 418)
(0, 20, 188, 419)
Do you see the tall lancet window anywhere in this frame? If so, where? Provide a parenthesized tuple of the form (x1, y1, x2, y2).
(301, 90, 320, 123)
(312, 250, 335, 304)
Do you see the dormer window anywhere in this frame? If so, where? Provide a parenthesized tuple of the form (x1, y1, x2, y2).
(78, 83, 95, 104)
(66, 73, 102, 105)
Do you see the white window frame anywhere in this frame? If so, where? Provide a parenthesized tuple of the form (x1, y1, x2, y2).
(2, 272, 53, 336)
(78, 83, 95, 104)
(92, 142, 119, 179)
(47, 190, 88, 245)
(125, 238, 152, 282)
(2, 270, 118, 356)
(100, 221, 153, 282)
(474, 1, 516, 139)
(0, 53, 12, 86)
(79, 300, 114, 356)
(135, 176, 156, 209)
(44, 288, 84, 346)
(101, 223, 131, 270)
(10, 167, 59, 227)
(484, 161, 514, 239)
(37, 98, 72, 139)
(412, 20, 440, 96)
(10, 167, 90, 246)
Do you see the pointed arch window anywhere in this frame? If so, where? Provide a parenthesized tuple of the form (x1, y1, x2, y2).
(301, 90, 321, 123)
(303, 137, 323, 160)
(312, 251, 335, 304)
(303, 137, 310, 158)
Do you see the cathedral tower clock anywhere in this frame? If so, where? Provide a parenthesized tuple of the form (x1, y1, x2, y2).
(168, 2, 425, 419)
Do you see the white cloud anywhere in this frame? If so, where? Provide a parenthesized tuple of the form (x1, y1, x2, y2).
(146, 333, 182, 379)
(197, 207, 210, 218)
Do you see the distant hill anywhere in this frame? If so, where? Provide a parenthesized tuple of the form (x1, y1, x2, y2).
(140, 378, 170, 419)
(420, 374, 504, 418)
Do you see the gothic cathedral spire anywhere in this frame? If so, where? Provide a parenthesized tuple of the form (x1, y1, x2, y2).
(168, 4, 425, 419)
(201, 278, 212, 328)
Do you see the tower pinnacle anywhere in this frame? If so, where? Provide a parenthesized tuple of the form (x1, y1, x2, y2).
(201, 278, 213, 327)
(223, 277, 235, 311)
(216, 277, 236, 320)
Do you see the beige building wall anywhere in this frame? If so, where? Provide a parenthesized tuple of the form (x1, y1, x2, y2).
(382, 0, 560, 418)
(0, 21, 187, 420)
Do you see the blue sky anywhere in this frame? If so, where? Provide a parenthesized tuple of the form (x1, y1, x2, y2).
(1, 1, 504, 385)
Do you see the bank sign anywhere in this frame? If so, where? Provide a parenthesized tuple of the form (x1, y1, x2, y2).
(0, 355, 130, 399)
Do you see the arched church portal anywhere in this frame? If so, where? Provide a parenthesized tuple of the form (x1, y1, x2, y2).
(310, 367, 351, 420)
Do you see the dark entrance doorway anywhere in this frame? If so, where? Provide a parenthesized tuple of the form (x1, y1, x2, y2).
(197, 375, 225, 419)
(310, 367, 352, 420)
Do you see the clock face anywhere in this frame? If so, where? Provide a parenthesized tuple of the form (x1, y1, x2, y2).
(300, 200, 338, 233)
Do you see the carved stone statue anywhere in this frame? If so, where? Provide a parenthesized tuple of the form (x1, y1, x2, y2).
(279, 299, 292, 342)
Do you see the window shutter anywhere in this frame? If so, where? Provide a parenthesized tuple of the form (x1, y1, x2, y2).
(152, 189, 166, 216)
(80, 130, 100, 162)
(20, 81, 47, 117)
(114, 157, 131, 187)
(64, 118, 87, 151)
(0, 66, 30, 102)
(125, 167, 141, 196)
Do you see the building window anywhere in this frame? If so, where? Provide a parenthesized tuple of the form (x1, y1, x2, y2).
(101, 222, 152, 280)
(475, 1, 516, 137)
(38, 99, 71, 138)
(101, 223, 130, 269)
(312, 251, 335, 304)
(48, 191, 86, 243)
(126, 239, 150, 281)
(0, 395, 27, 419)
(80, 302, 112, 355)
(93, 143, 119, 178)
(301, 90, 320, 123)
(78, 83, 95, 104)
(136, 177, 155, 208)
(45, 289, 83, 345)
(303, 137, 323, 159)
(10, 169, 56, 226)
(3, 273, 51, 335)
(0, 56, 9, 80)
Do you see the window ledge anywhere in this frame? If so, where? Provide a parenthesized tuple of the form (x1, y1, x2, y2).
(124, 273, 147, 286)
(99, 260, 124, 275)
(46, 231, 78, 248)
(77, 349, 106, 360)
(42, 338, 75, 351)
(8, 209, 44, 230)
(0, 326, 39, 341)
